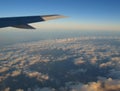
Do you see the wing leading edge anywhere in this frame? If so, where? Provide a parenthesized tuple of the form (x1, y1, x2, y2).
(0, 15, 66, 29)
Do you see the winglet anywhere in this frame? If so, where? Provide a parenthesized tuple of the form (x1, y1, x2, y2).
(41, 15, 67, 21)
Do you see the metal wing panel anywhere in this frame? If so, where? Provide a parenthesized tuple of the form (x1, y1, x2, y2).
(12, 24, 35, 29)
(0, 15, 66, 29)
(0, 16, 44, 28)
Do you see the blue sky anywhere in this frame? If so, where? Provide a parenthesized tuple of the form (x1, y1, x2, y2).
(0, 0, 120, 30)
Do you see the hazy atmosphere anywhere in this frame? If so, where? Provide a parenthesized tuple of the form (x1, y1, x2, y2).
(0, 0, 120, 30)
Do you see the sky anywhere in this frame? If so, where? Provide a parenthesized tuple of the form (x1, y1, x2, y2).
(0, 0, 120, 31)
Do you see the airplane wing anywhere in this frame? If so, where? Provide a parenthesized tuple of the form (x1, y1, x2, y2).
(0, 15, 66, 29)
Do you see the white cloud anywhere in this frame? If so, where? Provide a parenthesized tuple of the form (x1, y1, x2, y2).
(74, 58, 85, 65)
(68, 78, 120, 91)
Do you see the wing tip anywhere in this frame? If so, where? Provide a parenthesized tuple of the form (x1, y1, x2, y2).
(41, 14, 68, 21)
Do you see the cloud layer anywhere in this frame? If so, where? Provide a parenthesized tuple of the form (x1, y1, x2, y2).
(0, 36, 120, 91)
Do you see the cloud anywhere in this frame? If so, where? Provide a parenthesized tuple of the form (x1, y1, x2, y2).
(99, 57, 120, 68)
(69, 78, 120, 91)
(74, 58, 85, 65)
(0, 67, 9, 73)
(11, 70, 21, 77)
(27, 71, 49, 82)
(99, 62, 113, 68)
(0, 36, 120, 91)
(90, 56, 98, 64)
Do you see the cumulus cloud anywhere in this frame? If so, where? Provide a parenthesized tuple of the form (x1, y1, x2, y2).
(69, 78, 120, 91)
(0, 36, 120, 91)
(99, 57, 120, 68)
(0, 67, 9, 73)
(74, 58, 85, 65)
(27, 71, 49, 81)
(11, 70, 21, 77)
(99, 62, 113, 68)
(90, 56, 98, 64)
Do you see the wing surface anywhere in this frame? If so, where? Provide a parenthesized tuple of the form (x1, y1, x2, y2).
(0, 15, 66, 29)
